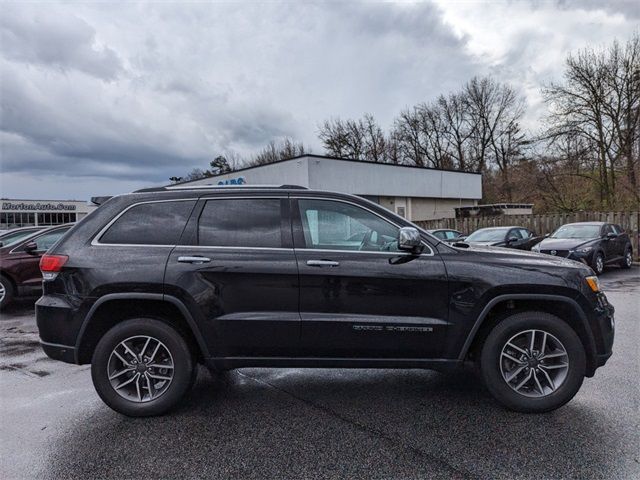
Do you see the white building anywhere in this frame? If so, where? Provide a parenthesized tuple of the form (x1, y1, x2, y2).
(178, 154, 482, 222)
(0, 199, 97, 230)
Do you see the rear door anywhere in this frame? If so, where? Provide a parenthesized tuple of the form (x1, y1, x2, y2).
(164, 195, 300, 358)
(292, 196, 449, 359)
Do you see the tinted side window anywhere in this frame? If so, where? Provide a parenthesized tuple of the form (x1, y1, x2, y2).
(432, 231, 446, 240)
(445, 230, 459, 239)
(518, 228, 532, 238)
(612, 224, 622, 234)
(198, 199, 282, 248)
(509, 229, 524, 240)
(101, 201, 195, 245)
(602, 224, 613, 236)
(33, 229, 69, 251)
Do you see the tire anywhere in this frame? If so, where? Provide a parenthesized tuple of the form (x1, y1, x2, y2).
(591, 251, 605, 275)
(0, 275, 14, 310)
(620, 247, 633, 269)
(91, 318, 195, 417)
(480, 311, 586, 413)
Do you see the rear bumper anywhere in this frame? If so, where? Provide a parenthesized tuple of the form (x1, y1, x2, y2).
(40, 340, 77, 364)
(36, 294, 83, 364)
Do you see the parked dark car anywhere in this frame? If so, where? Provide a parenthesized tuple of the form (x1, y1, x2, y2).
(532, 222, 633, 275)
(0, 225, 72, 309)
(0, 226, 45, 247)
(36, 186, 614, 416)
(427, 229, 464, 243)
(464, 226, 541, 250)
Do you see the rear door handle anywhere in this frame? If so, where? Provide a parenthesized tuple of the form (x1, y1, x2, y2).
(306, 260, 340, 267)
(178, 256, 211, 264)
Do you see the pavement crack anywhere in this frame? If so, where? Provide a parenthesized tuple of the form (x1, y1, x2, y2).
(235, 370, 479, 480)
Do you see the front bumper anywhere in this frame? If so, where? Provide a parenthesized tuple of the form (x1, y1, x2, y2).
(587, 293, 615, 375)
(566, 249, 595, 265)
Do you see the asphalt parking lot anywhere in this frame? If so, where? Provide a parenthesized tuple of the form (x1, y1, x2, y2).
(1, 268, 638, 480)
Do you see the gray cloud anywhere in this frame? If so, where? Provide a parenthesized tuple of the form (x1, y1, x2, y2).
(0, 1, 637, 199)
(0, 6, 123, 80)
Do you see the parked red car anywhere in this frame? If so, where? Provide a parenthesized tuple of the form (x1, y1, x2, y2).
(0, 224, 72, 309)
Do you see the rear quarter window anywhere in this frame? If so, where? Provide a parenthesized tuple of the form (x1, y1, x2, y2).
(99, 200, 196, 245)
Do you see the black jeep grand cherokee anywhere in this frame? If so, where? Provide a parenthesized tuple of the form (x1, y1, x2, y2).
(36, 185, 614, 416)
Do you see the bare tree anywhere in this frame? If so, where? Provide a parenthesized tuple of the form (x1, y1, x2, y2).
(543, 33, 640, 208)
(318, 114, 390, 162)
(248, 138, 306, 166)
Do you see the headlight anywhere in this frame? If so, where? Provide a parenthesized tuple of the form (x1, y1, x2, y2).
(585, 275, 601, 292)
(576, 246, 593, 253)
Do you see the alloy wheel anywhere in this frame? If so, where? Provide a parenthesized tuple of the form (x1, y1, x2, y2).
(625, 251, 632, 267)
(499, 329, 569, 398)
(107, 335, 174, 403)
(0, 282, 5, 304)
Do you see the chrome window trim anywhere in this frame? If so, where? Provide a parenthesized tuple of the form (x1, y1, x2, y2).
(91, 198, 196, 247)
(173, 245, 293, 252)
(91, 194, 436, 257)
(92, 196, 285, 248)
(292, 196, 435, 256)
(293, 248, 433, 257)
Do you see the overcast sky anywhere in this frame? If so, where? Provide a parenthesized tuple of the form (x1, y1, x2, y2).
(1, 1, 637, 201)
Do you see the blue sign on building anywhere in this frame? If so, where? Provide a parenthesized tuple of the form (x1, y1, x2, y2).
(217, 177, 246, 186)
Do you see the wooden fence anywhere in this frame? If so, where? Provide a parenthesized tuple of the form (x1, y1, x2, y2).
(414, 211, 640, 260)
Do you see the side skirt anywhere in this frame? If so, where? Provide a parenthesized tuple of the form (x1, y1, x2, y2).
(206, 356, 461, 372)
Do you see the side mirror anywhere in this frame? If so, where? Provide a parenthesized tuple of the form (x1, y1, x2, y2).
(398, 227, 422, 252)
(23, 241, 38, 253)
(506, 236, 518, 244)
(606, 232, 617, 239)
(456, 235, 467, 241)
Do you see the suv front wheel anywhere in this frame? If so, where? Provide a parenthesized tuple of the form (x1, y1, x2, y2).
(480, 312, 586, 413)
(91, 318, 195, 417)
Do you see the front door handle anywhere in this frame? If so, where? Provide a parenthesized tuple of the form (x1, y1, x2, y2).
(306, 260, 340, 267)
(178, 256, 211, 264)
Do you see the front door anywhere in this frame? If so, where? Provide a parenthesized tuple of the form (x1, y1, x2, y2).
(165, 196, 300, 359)
(292, 197, 449, 359)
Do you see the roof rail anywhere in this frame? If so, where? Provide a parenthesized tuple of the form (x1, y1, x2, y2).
(164, 184, 308, 191)
(134, 184, 308, 193)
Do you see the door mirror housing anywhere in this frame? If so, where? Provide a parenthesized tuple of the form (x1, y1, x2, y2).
(398, 227, 422, 252)
(506, 236, 518, 244)
(23, 241, 38, 253)
(605, 232, 617, 239)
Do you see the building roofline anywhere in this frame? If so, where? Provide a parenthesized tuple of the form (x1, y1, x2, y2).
(1, 198, 91, 203)
(169, 153, 482, 187)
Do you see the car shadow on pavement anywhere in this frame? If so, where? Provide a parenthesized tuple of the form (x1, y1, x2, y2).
(46, 366, 625, 480)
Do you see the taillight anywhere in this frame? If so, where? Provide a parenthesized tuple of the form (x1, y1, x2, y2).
(40, 254, 68, 280)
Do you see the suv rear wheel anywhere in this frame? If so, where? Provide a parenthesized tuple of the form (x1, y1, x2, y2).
(91, 318, 194, 417)
(620, 247, 633, 269)
(480, 311, 586, 413)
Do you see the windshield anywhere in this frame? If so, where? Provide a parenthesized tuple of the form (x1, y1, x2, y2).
(466, 228, 507, 242)
(551, 225, 600, 239)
